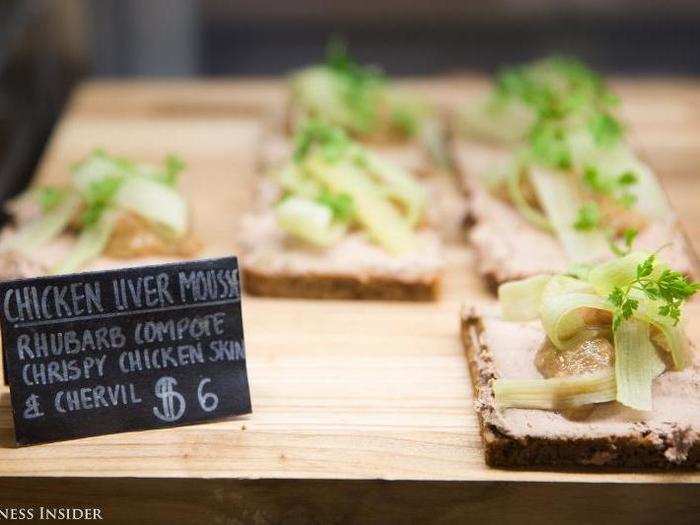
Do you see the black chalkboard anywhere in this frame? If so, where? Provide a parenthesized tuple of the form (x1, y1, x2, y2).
(0, 257, 251, 445)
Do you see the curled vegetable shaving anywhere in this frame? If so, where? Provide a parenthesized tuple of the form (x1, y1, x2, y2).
(494, 369, 617, 410)
(496, 251, 698, 410)
(273, 121, 427, 255)
(291, 39, 430, 140)
(463, 57, 671, 258)
(0, 149, 192, 274)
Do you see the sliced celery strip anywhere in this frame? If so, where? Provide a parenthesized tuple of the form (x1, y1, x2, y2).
(362, 151, 427, 228)
(72, 153, 129, 193)
(52, 210, 119, 275)
(306, 157, 416, 255)
(494, 369, 616, 410)
(459, 97, 535, 144)
(418, 117, 450, 169)
(1, 192, 82, 255)
(114, 176, 188, 239)
(276, 165, 321, 199)
(539, 275, 610, 349)
(633, 299, 689, 371)
(575, 141, 670, 221)
(498, 274, 551, 321)
(506, 165, 552, 232)
(275, 196, 345, 248)
(529, 166, 609, 261)
(587, 251, 652, 296)
(613, 318, 666, 411)
(291, 67, 379, 135)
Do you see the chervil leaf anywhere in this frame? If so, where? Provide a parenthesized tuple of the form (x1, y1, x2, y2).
(609, 251, 699, 330)
(316, 189, 354, 221)
(618, 171, 637, 186)
(573, 202, 600, 231)
(623, 228, 638, 248)
(619, 194, 637, 210)
(582, 166, 613, 194)
(529, 120, 572, 169)
(294, 120, 350, 163)
(609, 286, 625, 307)
(37, 187, 68, 213)
(163, 154, 185, 186)
(588, 112, 623, 147)
(80, 176, 122, 226)
(637, 255, 655, 278)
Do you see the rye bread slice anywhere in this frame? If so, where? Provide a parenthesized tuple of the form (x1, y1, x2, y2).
(461, 306, 700, 469)
(242, 127, 447, 301)
(453, 140, 699, 292)
(238, 179, 443, 302)
(239, 220, 442, 301)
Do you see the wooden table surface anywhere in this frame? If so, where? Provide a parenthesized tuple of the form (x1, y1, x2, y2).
(1, 78, 699, 523)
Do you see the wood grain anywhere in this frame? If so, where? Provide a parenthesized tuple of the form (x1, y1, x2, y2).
(1, 78, 699, 520)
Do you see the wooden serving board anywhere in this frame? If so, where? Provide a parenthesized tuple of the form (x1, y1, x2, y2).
(0, 78, 699, 523)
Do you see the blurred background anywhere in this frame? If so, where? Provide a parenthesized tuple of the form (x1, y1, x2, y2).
(2, 0, 700, 206)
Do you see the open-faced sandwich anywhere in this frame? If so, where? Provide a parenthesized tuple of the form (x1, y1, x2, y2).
(454, 57, 697, 289)
(259, 40, 450, 177)
(462, 249, 699, 468)
(241, 120, 443, 300)
(0, 149, 200, 278)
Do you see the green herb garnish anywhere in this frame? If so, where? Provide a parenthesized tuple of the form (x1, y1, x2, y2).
(608, 227, 638, 256)
(37, 187, 68, 213)
(529, 120, 572, 169)
(588, 112, 623, 147)
(581, 165, 638, 210)
(609, 253, 700, 330)
(294, 120, 351, 163)
(317, 189, 354, 221)
(162, 154, 185, 186)
(80, 177, 123, 226)
(573, 202, 600, 231)
(325, 38, 384, 134)
(618, 171, 637, 186)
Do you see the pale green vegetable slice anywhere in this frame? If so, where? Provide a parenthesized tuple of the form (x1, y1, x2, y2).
(613, 318, 666, 411)
(0, 192, 82, 255)
(633, 298, 689, 370)
(539, 275, 611, 349)
(306, 157, 416, 254)
(529, 166, 609, 261)
(506, 166, 552, 231)
(493, 369, 616, 410)
(418, 117, 450, 169)
(459, 96, 535, 145)
(72, 152, 130, 192)
(73, 150, 182, 190)
(498, 274, 551, 321)
(276, 196, 345, 247)
(578, 141, 670, 220)
(587, 252, 688, 369)
(624, 158, 670, 220)
(587, 251, 652, 296)
(362, 151, 427, 227)
(52, 209, 119, 275)
(114, 176, 188, 238)
(276, 165, 320, 199)
(291, 67, 373, 135)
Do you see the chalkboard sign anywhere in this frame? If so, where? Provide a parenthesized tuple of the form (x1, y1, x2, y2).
(0, 257, 251, 445)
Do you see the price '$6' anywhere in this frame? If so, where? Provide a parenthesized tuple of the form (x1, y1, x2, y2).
(153, 376, 219, 423)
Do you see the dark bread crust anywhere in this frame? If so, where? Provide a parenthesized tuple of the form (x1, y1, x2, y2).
(460, 309, 700, 469)
(243, 267, 439, 301)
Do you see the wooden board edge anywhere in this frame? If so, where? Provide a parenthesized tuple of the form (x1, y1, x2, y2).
(0, 477, 698, 524)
